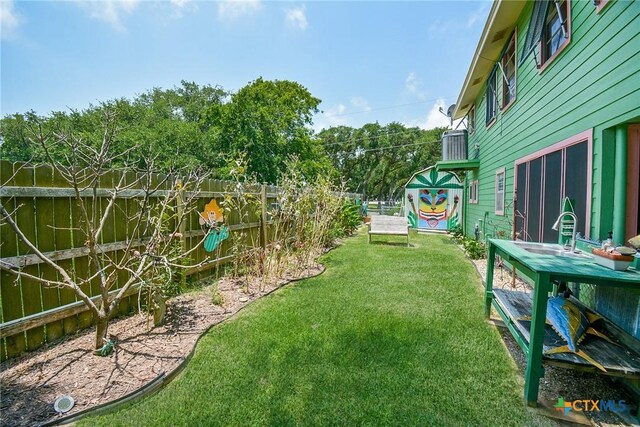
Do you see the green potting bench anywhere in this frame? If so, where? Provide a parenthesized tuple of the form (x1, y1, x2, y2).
(484, 239, 640, 406)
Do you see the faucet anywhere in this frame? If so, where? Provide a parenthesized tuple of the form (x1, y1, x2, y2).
(552, 212, 578, 252)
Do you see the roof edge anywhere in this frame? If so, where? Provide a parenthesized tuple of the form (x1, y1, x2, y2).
(452, 1, 526, 120)
(452, 0, 502, 120)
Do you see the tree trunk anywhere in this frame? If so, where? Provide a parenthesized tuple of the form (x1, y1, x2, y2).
(95, 314, 109, 350)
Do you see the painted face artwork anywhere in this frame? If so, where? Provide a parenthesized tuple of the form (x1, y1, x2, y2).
(199, 199, 229, 252)
(404, 169, 463, 231)
(199, 199, 224, 226)
(407, 193, 418, 228)
(419, 189, 448, 229)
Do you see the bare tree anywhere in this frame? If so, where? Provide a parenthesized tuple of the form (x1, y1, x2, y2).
(0, 110, 209, 350)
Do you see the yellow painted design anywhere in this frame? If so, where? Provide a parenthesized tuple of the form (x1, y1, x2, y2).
(199, 199, 224, 226)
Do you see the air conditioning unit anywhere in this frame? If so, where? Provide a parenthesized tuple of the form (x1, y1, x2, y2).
(442, 130, 468, 161)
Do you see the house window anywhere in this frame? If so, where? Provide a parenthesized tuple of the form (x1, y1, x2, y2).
(542, 0, 570, 64)
(495, 169, 505, 215)
(486, 68, 497, 125)
(468, 106, 476, 135)
(502, 33, 517, 109)
(595, 0, 611, 14)
(514, 130, 592, 243)
(469, 180, 479, 204)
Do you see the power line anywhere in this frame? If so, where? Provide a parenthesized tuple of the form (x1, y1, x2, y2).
(361, 139, 441, 153)
(316, 95, 456, 118)
(319, 127, 447, 147)
(326, 138, 442, 155)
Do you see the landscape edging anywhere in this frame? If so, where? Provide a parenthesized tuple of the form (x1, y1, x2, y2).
(42, 259, 332, 426)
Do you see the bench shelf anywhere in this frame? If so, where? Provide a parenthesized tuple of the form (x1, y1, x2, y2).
(493, 288, 640, 378)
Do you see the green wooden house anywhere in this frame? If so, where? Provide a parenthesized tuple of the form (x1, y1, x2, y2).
(438, 0, 639, 340)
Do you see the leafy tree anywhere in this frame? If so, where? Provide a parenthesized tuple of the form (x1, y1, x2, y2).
(317, 122, 447, 200)
(220, 78, 327, 183)
(0, 111, 209, 350)
(1, 79, 335, 183)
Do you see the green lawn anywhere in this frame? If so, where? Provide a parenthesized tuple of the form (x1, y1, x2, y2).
(82, 230, 551, 427)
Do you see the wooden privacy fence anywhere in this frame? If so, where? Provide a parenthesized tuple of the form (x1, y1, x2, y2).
(0, 160, 359, 361)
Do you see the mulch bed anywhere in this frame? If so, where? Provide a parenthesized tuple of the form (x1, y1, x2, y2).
(0, 261, 324, 427)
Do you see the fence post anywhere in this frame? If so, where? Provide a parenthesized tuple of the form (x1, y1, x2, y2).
(177, 178, 187, 288)
(260, 184, 268, 250)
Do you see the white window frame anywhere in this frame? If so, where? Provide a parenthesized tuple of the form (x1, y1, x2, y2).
(501, 31, 517, 110)
(468, 106, 476, 135)
(469, 180, 479, 204)
(539, 0, 571, 72)
(495, 168, 506, 215)
(486, 69, 497, 126)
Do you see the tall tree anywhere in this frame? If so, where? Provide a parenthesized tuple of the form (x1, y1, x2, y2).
(317, 122, 447, 199)
(0, 81, 230, 171)
(0, 111, 208, 350)
(220, 78, 326, 183)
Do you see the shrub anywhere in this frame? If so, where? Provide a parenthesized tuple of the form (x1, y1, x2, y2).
(449, 226, 486, 260)
(211, 286, 225, 306)
(331, 198, 362, 238)
(450, 225, 464, 244)
(463, 238, 487, 260)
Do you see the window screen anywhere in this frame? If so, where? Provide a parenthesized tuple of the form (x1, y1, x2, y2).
(495, 171, 505, 214)
(543, 0, 568, 61)
(542, 151, 562, 243)
(515, 138, 590, 243)
(564, 141, 588, 237)
(502, 34, 517, 107)
(527, 158, 543, 241)
(515, 163, 527, 240)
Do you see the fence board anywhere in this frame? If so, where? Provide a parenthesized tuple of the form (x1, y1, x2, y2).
(85, 188, 102, 326)
(0, 161, 362, 359)
(114, 172, 131, 316)
(1, 161, 24, 360)
(12, 165, 45, 351)
(196, 179, 211, 281)
(34, 165, 64, 342)
(50, 165, 78, 335)
(74, 175, 94, 330)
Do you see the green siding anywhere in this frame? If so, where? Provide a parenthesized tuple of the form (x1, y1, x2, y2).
(463, 0, 640, 338)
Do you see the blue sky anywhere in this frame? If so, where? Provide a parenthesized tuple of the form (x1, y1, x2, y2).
(1, 0, 490, 132)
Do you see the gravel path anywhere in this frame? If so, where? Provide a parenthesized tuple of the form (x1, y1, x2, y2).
(469, 252, 638, 426)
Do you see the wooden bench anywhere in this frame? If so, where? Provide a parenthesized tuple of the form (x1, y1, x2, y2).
(368, 215, 409, 246)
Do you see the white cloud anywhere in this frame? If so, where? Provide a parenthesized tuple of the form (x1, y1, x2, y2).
(418, 99, 452, 130)
(285, 6, 307, 30)
(169, 0, 198, 18)
(350, 97, 371, 112)
(467, 2, 490, 28)
(427, 20, 457, 39)
(405, 72, 421, 94)
(218, 0, 261, 20)
(313, 103, 350, 132)
(76, 0, 139, 32)
(427, 6, 490, 40)
(1, 0, 20, 40)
